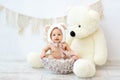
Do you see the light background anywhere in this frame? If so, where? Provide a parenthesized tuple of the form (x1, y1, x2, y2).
(0, 0, 120, 61)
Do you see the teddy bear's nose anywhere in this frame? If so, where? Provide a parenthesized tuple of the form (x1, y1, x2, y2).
(70, 31, 76, 37)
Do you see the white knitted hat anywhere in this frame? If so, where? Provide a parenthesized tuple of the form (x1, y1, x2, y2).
(47, 24, 66, 43)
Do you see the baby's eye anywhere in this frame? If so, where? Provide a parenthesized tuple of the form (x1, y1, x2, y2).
(58, 34, 61, 36)
(53, 34, 56, 36)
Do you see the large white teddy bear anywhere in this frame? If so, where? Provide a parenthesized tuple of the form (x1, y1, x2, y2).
(66, 7, 107, 77)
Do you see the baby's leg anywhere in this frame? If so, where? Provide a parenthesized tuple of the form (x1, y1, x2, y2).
(63, 55, 69, 59)
(48, 55, 54, 59)
(72, 55, 79, 60)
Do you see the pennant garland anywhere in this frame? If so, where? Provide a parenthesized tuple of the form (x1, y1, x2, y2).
(0, 0, 103, 35)
(0, 4, 3, 11)
(6, 8, 17, 27)
(17, 14, 30, 34)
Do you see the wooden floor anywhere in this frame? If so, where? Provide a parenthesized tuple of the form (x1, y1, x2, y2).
(0, 60, 120, 80)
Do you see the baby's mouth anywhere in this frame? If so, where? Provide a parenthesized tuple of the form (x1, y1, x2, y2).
(55, 39, 59, 41)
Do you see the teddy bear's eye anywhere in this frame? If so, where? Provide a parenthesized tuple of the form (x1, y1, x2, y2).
(78, 25, 81, 28)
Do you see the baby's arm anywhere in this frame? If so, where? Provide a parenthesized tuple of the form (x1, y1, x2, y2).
(40, 44, 51, 58)
(63, 42, 78, 56)
(63, 42, 79, 60)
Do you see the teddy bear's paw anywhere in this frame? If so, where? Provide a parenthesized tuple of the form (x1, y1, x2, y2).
(94, 55, 107, 66)
(27, 52, 43, 68)
(73, 59, 96, 77)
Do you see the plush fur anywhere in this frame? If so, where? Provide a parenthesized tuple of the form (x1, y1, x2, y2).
(66, 7, 107, 77)
(27, 52, 43, 68)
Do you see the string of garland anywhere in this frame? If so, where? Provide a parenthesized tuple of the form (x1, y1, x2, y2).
(0, 0, 103, 35)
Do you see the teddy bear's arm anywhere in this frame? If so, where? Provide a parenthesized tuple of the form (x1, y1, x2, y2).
(93, 28, 107, 66)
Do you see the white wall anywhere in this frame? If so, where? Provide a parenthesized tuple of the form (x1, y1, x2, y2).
(0, 0, 120, 61)
(102, 0, 120, 61)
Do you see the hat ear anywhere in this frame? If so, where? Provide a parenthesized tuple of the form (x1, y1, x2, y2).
(45, 25, 50, 32)
(60, 23, 67, 30)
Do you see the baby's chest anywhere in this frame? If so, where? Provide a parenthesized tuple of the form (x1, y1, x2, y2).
(51, 47, 61, 53)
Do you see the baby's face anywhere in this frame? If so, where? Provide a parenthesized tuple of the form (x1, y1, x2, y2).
(51, 28, 63, 43)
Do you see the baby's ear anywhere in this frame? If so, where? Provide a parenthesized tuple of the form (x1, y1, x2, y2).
(45, 25, 50, 32)
(60, 23, 67, 30)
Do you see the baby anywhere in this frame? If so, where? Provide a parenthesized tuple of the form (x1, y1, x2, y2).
(40, 24, 79, 60)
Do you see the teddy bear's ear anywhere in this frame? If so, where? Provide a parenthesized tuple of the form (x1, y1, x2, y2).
(45, 25, 50, 32)
(60, 23, 67, 30)
(65, 6, 73, 13)
(89, 10, 100, 22)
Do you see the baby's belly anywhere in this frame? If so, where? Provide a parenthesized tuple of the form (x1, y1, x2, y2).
(51, 51, 62, 59)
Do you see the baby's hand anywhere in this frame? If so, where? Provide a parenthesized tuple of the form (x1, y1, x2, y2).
(72, 55, 79, 60)
(40, 53, 46, 58)
(62, 43, 67, 50)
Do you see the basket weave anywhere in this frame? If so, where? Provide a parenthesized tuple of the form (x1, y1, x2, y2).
(41, 58, 75, 74)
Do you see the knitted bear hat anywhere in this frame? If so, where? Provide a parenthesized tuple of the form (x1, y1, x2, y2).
(47, 23, 66, 43)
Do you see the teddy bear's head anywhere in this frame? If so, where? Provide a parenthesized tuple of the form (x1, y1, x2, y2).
(67, 7, 100, 39)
